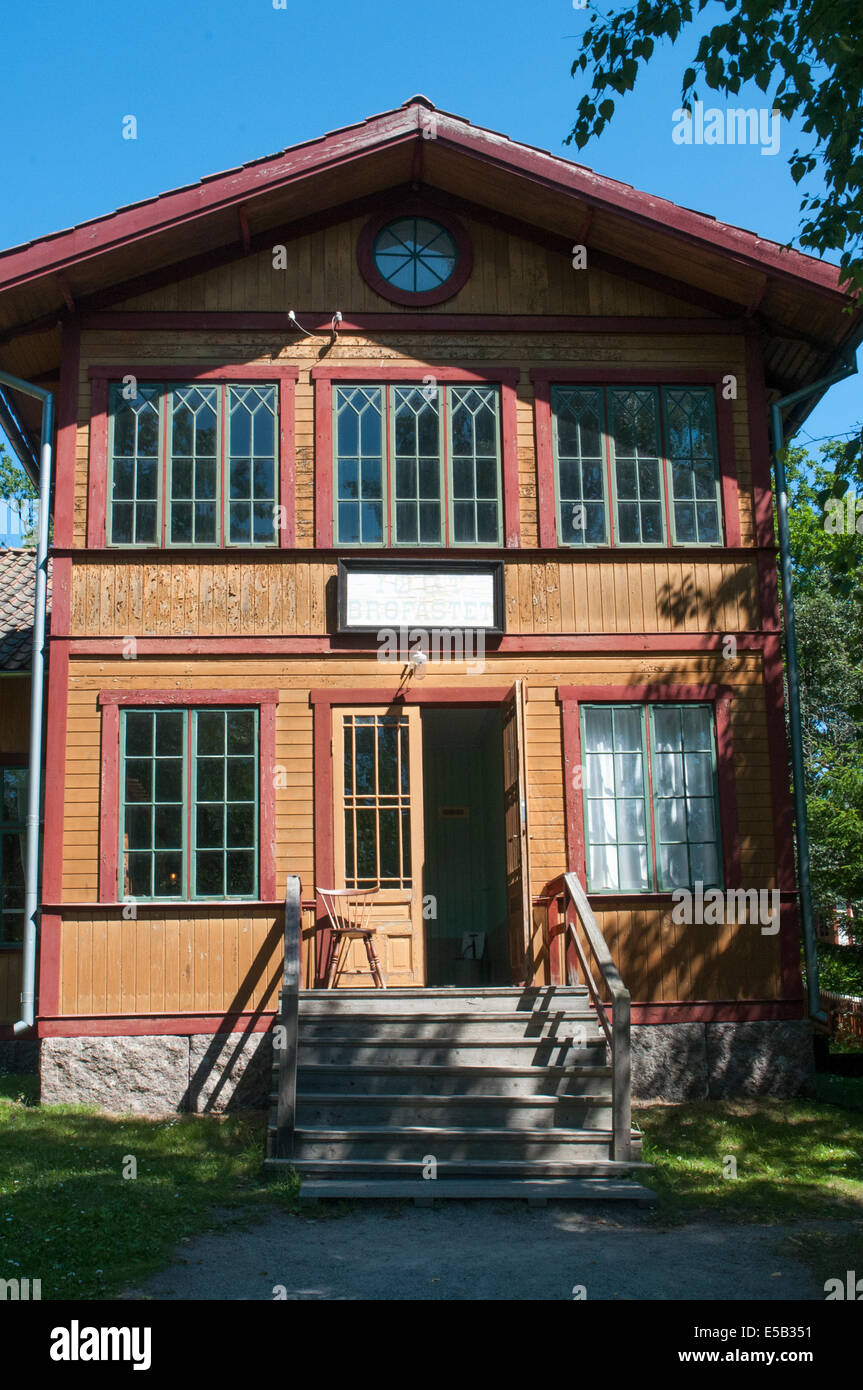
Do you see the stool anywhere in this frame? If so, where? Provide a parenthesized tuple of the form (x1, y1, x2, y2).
(318, 887, 386, 989)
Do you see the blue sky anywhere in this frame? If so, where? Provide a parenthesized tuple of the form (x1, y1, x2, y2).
(1, 0, 859, 459)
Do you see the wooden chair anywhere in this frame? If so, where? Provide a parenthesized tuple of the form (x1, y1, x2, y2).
(318, 887, 386, 989)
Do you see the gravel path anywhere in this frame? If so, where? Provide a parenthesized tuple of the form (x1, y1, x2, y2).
(123, 1203, 829, 1301)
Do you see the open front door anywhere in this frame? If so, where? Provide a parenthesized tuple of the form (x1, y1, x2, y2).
(502, 680, 532, 984)
(332, 706, 426, 986)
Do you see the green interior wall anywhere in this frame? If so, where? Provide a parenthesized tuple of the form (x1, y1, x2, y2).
(421, 707, 508, 985)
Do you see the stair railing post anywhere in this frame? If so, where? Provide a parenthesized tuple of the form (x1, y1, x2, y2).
(611, 987, 631, 1163)
(274, 874, 301, 1159)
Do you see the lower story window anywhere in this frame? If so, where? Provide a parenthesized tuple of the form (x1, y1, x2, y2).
(120, 707, 258, 901)
(0, 766, 27, 944)
(581, 702, 722, 893)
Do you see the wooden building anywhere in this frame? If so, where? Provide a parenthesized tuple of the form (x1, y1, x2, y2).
(0, 98, 860, 1190)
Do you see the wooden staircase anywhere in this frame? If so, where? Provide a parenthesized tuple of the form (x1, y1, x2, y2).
(265, 878, 654, 1203)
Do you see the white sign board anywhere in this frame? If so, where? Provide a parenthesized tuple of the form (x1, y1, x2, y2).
(343, 568, 498, 631)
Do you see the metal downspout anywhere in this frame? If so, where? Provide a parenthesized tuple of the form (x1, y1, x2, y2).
(0, 368, 54, 1034)
(769, 355, 859, 1022)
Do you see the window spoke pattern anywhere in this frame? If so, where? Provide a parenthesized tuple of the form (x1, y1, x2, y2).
(0, 766, 27, 944)
(120, 708, 258, 901)
(170, 386, 219, 545)
(450, 386, 501, 544)
(611, 389, 664, 544)
(109, 386, 161, 545)
(550, 384, 723, 547)
(108, 382, 278, 547)
(334, 383, 501, 546)
(228, 386, 278, 544)
(551, 386, 607, 544)
(393, 387, 442, 544)
(582, 703, 722, 894)
(373, 218, 457, 294)
(343, 714, 412, 889)
(663, 388, 722, 543)
(336, 386, 384, 545)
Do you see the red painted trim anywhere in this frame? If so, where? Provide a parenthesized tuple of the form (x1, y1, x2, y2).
(97, 689, 278, 904)
(98, 701, 120, 903)
(501, 378, 520, 548)
(559, 684, 740, 889)
(82, 311, 749, 336)
(745, 330, 778, 549)
(356, 203, 474, 307)
(259, 701, 277, 900)
(32, 999, 803, 1035)
(86, 377, 108, 549)
(314, 377, 333, 549)
(87, 364, 299, 382)
(52, 320, 81, 549)
(38, 1012, 278, 1038)
(762, 633, 797, 893)
(55, 542, 766, 562)
(1, 102, 846, 299)
(278, 374, 296, 549)
(62, 632, 775, 658)
(714, 382, 741, 548)
(533, 379, 556, 549)
(40, 644, 69, 903)
(558, 683, 735, 703)
(49, 554, 72, 640)
(310, 687, 512, 708)
(779, 895, 805, 1003)
(38, 913, 61, 1017)
(631, 1000, 804, 1023)
(98, 689, 280, 707)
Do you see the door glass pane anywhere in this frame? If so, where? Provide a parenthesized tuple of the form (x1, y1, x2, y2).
(342, 713, 412, 888)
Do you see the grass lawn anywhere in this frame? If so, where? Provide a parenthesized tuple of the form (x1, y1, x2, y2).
(1, 1071, 861, 1299)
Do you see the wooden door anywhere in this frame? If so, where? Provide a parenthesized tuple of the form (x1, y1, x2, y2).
(332, 706, 426, 986)
(502, 681, 532, 984)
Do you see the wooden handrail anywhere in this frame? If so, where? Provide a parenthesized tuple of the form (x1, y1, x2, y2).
(273, 874, 302, 1159)
(551, 873, 632, 1163)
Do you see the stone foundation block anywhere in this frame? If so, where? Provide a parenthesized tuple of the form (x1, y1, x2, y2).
(631, 1022, 709, 1101)
(188, 1032, 272, 1111)
(40, 1035, 190, 1114)
(706, 1020, 815, 1098)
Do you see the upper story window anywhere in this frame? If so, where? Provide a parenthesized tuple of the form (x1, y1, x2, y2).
(334, 383, 502, 547)
(108, 383, 278, 547)
(0, 766, 26, 945)
(581, 702, 722, 894)
(551, 385, 723, 547)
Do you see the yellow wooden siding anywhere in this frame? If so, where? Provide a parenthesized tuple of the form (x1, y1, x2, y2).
(69, 554, 759, 637)
(54, 653, 781, 1012)
(111, 215, 707, 318)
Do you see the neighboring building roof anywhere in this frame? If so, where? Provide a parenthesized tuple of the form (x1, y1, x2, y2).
(0, 549, 50, 671)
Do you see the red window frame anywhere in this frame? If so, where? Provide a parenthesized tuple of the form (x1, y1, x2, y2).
(311, 363, 521, 549)
(97, 689, 278, 904)
(87, 364, 299, 549)
(558, 684, 741, 893)
(532, 368, 741, 550)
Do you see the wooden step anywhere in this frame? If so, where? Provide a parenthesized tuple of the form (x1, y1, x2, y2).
(281, 1124, 637, 1162)
(291, 1093, 614, 1129)
(293, 1062, 613, 1097)
(291, 1177, 657, 1203)
(267, 1156, 648, 1179)
(293, 1038, 606, 1067)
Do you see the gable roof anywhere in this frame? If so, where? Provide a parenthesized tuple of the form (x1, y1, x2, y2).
(0, 96, 859, 450)
(0, 549, 51, 671)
